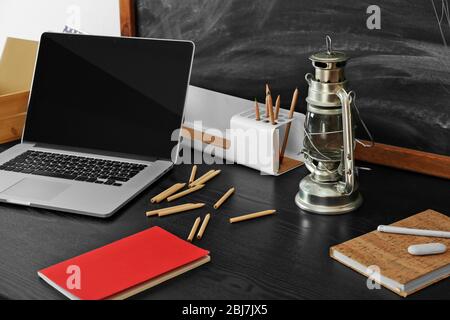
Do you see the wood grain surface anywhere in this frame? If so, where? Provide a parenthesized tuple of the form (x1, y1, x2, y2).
(0, 142, 449, 300)
(0, 112, 26, 144)
(356, 140, 450, 179)
(120, 0, 136, 36)
(331, 210, 450, 290)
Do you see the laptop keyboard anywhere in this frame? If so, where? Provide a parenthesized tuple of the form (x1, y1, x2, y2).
(0, 151, 148, 187)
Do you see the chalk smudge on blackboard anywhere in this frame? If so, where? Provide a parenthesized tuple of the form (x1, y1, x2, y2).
(136, 0, 450, 155)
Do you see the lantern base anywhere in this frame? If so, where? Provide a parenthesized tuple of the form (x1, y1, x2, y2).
(295, 175, 362, 215)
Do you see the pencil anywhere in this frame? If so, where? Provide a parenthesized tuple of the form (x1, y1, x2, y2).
(197, 213, 211, 240)
(190, 170, 221, 187)
(189, 170, 214, 187)
(187, 217, 201, 242)
(275, 95, 281, 120)
(213, 187, 235, 209)
(267, 94, 275, 125)
(266, 83, 271, 96)
(265, 84, 271, 117)
(279, 88, 299, 163)
(254, 99, 261, 121)
(288, 88, 299, 119)
(145, 203, 194, 216)
(145, 210, 160, 217)
(167, 184, 205, 202)
(159, 203, 205, 217)
(229, 210, 276, 224)
(150, 183, 186, 203)
(188, 165, 198, 184)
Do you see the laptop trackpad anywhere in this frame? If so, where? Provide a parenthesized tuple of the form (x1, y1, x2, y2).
(1, 178, 70, 201)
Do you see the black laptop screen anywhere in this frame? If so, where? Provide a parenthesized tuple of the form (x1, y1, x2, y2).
(24, 33, 194, 160)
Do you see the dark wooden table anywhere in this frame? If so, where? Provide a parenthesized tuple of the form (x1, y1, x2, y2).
(0, 142, 449, 300)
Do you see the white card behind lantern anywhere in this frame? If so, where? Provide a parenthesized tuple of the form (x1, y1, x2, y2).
(0, 0, 121, 53)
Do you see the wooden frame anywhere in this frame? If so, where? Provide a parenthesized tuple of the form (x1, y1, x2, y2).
(119, 0, 136, 37)
(356, 140, 450, 180)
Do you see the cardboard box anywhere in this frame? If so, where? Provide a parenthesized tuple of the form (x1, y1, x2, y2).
(0, 37, 38, 143)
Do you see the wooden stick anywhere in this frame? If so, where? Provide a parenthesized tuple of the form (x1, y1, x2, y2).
(197, 213, 211, 240)
(229, 210, 276, 224)
(268, 94, 275, 125)
(146, 203, 190, 216)
(254, 99, 261, 121)
(159, 203, 205, 217)
(213, 187, 235, 209)
(188, 165, 198, 184)
(150, 183, 186, 203)
(167, 184, 205, 202)
(275, 95, 281, 120)
(265, 84, 271, 118)
(279, 88, 299, 163)
(146, 211, 160, 217)
(288, 88, 298, 119)
(146, 203, 194, 217)
(190, 170, 221, 187)
(187, 217, 201, 242)
(189, 170, 214, 187)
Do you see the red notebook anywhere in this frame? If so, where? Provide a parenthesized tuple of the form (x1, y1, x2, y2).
(38, 227, 210, 300)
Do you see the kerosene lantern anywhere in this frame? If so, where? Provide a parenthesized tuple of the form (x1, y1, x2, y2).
(295, 36, 363, 214)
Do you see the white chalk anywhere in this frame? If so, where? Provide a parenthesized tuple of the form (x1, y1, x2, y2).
(377, 225, 450, 239)
(408, 243, 447, 256)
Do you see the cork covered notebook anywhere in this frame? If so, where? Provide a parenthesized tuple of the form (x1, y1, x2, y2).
(330, 209, 450, 297)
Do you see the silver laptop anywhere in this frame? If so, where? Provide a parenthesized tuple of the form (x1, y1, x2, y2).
(0, 32, 194, 218)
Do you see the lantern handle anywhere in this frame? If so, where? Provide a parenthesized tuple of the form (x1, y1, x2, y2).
(336, 88, 355, 195)
(326, 35, 332, 55)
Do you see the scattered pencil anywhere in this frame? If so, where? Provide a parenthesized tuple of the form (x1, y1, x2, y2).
(150, 183, 186, 203)
(145, 210, 160, 217)
(213, 187, 235, 209)
(167, 184, 205, 202)
(197, 213, 211, 240)
(280, 88, 299, 163)
(189, 170, 214, 187)
(190, 170, 221, 187)
(254, 99, 261, 121)
(146, 203, 194, 216)
(159, 203, 205, 217)
(188, 165, 198, 184)
(229, 210, 276, 224)
(275, 95, 281, 120)
(187, 217, 202, 242)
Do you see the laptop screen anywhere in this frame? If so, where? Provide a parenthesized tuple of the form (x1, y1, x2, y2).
(24, 33, 194, 160)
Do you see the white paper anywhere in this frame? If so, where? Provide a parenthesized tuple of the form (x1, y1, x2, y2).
(0, 0, 121, 53)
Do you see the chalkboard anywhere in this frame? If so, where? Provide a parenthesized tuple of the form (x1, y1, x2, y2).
(135, 0, 450, 157)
